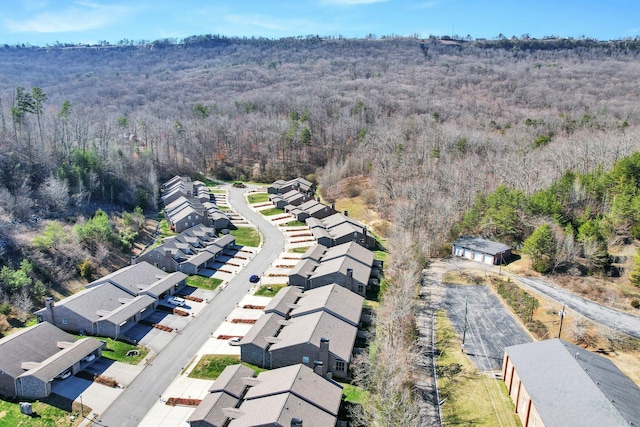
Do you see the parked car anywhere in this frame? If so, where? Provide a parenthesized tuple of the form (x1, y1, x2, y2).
(83, 353, 96, 363)
(228, 337, 242, 346)
(167, 296, 186, 306)
(56, 369, 71, 380)
(249, 275, 260, 283)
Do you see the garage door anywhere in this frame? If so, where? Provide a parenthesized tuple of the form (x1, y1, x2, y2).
(474, 251, 484, 262)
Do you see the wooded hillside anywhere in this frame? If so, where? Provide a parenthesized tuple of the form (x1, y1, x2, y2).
(1, 35, 639, 286)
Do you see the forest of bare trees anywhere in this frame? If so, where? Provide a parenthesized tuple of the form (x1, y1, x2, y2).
(2, 35, 640, 425)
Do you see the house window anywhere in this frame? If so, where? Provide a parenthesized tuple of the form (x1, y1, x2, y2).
(532, 415, 538, 427)
(188, 215, 192, 220)
(62, 318, 68, 325)
(195, 215, 199, 220)
(357, 285, 364, 294)
(302, 356, 310, 364)
(158, 254, 161, 259)
(336, 360, 345, 371)
(521, 396, 528, 414)
(36, 314, 43, 323)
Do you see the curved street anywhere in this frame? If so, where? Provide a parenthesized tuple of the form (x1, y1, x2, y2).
(99, 185, 284, 427)
(515, 275, 640, 339)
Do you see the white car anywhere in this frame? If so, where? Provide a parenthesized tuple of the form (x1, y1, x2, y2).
(167, 296, 186, 307)
(56, 369, 71, 380)
(83, 353, 96, 363)
(228, 337, 242, 346)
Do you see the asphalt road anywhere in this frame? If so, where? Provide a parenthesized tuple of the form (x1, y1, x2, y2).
(99, 185, 284, 427)
(515, 276, 640, 339)
(441, 284, 532, 372)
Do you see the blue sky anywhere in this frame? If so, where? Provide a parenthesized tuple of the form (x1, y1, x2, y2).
(0, 0, 637, 46)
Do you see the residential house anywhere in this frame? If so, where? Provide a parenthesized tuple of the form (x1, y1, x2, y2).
(133, 224, 235, 274)
(268, 177, 315, 197)
(503, 339, 640, 427)
(164, 196, 212, 233)
(288, 242, 376, 296)
(307, 212, 376, 249)
(286, 199, 337, 222)
(0, 322, 102, 399)
(453, 236, 512, 265)
(36, 262, 186, 339)
(188, 363, 342, 427)
(269, 190, 311, 210)
(240, 284, 363, 378)
(162, 176, 211, 206)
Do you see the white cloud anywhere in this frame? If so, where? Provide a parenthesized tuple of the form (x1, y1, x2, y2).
(4, 1, 132, 33)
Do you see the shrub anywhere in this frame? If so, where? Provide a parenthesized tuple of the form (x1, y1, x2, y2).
(78, 259, 93, 280)
(631, 298, 640, 309)
(0, 301, 12, 316)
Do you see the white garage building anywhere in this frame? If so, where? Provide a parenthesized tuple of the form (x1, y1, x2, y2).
(452, 236, 512, 265)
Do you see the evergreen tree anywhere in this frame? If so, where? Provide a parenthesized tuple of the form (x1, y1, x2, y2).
(523, 223, 556, 273)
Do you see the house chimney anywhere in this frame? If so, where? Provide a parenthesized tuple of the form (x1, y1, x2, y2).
(347, 268, 354, 292)
(313, 360, 324, 376)
(44, 297, 55, 323)
(319, 337, 330, 375)
(343, 210, 348, 216)
(331, 202, 335, 210)
(291, 418, 303, 427)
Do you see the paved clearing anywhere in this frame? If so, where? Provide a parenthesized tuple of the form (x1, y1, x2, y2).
(441, 284, 532, 372)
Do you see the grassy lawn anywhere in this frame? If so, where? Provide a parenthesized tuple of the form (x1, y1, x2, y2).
(435, 310, 519, 427)
(339, 383, 369, 404)
(100, 338, 149, 364)
(285, 220, 307, 226)
(260, 207, 284, 216)
(189, 355, 267, 380)
(158, 219, 177, 238)
(374, 250, 388, 262)
(186, 276, 223, 290)
(229, 227, 260, 247)
(0, 396, 89, 426)
(217, 205, 230, 211)
(210, 188, 225, 194)
(247, 193, 269, 204)
(254, 284, 288, 297)
(288, 246, 310, 254)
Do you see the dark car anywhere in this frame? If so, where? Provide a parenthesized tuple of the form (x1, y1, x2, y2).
(249, 275, 260, 283)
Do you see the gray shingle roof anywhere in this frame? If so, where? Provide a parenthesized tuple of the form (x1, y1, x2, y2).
(505, 339, 640, 426)
(42, 283, 136, 323)
(454, 236, 511, 255)
(240, 312, 285, 349)
(20, 337, 103, 382)
(263, 286, 303, 317)
(88, 262, 184, 297)
(187, 391, 239, 426)
(229, 392, 336, 427)
(243, 364, 342, 416)
(269, 311, 357, 362)
(208, 364, 254, 398)
(0, 323, 101, 380)
(289, 284, 363, 326)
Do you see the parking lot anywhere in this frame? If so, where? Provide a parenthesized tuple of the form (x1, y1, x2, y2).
(441, 284, 532, 372)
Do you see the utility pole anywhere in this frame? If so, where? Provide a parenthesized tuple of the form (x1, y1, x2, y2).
(461, 298, 468, 352)
(558, 303, 566, 339)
